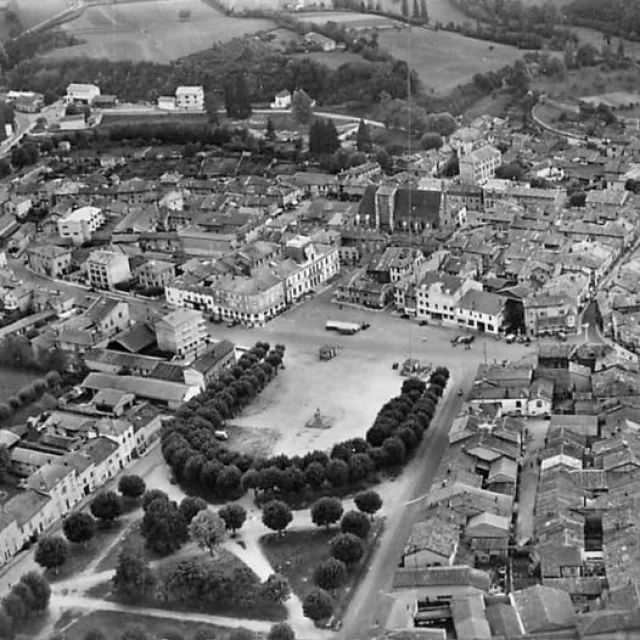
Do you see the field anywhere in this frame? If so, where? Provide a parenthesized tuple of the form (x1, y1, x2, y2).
(48, 0, 276, 62)
(379, 25, 523, 92)
(15, 0, 69, 29)
(293, 49, 363, 69)
(533, 66, 640, 102)
(59, 611, 225, 640)
(297, 10, 398, 29)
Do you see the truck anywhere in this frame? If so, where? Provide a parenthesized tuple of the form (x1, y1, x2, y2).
(326, 320, 361, 335)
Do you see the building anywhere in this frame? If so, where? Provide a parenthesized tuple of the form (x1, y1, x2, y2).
(175, 85, 204, 110)
(136, 259, 175, 289)
(304, 32, 337, 51)
(459, 145, 502, 184)
(524, 293, 579, 337)
(271, 90, 292, 109)
(5, 196, 32, 220)
(455, 289, 506, 334)
(126, 402, 164, 454)
(27, 244, 72, 277)
(183, 340, 236, 389)
(166, 270, 287, 327)
(157, 96, 176, 110)
(86, 251, 131, 289)
(416, 273, 482, 324)
(402, 511, 460, 569)
(154, 308, 207, 356)
(57, 206, 105, 245)
(66, 83, 101, 104)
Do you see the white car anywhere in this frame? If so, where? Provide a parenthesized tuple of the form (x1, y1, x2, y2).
(214, 430, 229, 441)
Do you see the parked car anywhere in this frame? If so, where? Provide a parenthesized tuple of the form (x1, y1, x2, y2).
(419, 320, 429, 326)
(505, 334, 516, 344)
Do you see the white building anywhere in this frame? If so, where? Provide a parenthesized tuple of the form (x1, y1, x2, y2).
(455, 289, 506, 335)
(154, 308, 208, 357)
(157, 96, 176, 110)
(86, 250, 131, 289)
(459, 145, 502, 184)
(175, 86, 204, 111)
(271, 90, 292, 109)
(416, 273, 482, 325)
(57, 206, 105, 245)
(66, 83, 101, 104)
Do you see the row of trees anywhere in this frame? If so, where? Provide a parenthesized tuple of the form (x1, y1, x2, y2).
(0, 336, 68, 374)
(0, 572, 51, 639)
(163, 352, 448, 507)
(0, 370, 63, 423)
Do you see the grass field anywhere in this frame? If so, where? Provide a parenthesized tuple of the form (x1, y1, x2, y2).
(293, 49, 363, 69)
(16, 0, 68, 29)
(379, 25, 523, 93)
(59, 611, 226, 640)
(49, 0, 276, 62)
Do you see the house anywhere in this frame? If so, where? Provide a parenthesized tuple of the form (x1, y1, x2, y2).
(86, 251, 131, 289)
(81, 436, 120, 485)
(416, 273, 481, 325)
(127, 402, 164, 454)
(527, 377, 554, 416)
(2, 489, 60, 551)
(336, 267, 394, 309)
(66, 83, 100, 104)
(154, 308, 208, 357)
(459, 145, 501, 183)
(455, 289, 506, 334)
(10, 447, 62, 477)
(175, 85, 204, 110)
(304, 32, 337, 51)
(402, 511, 460, 568)
(5, 196, 32, 220)
(11, 93, 42, 113)
(183, 340, 236, 389)
(450, 595, 492, 640)
(511, 585, 576, 634)
(549, 415, 598, 439)
(539, 545, 583, 579)
(57, 206, 105, 245)
(286, 172, 339, 198)
(466, 512, 510, 539)
(26, 463, 83, 517)
(81, 372, 199, 410)
(136, 259, 175, 289)
(524, 293, 579, 337)
(27, 244, 72, 278)
(271, 90, 292, 109)
(95, 418, 135, 467)
(91, 94, 118, 108)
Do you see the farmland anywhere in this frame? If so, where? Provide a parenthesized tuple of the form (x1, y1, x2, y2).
(379, 25, 523, 93)
(47, 0, 276, 62)
(15, 0, 68, 29)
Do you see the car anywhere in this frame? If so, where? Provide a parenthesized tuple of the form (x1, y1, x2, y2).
(451, 336, 461, 345)
(458, 389, 464, 397)
(505, 334, 516, 344)
(400, 313, 411, 320)
(214, 430, 229, 441)
(419, 320, 429, 326)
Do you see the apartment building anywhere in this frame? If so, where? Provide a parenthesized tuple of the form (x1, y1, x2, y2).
(57, 206, 105, 245)
(86, 251, 131, 289)
(154, 308, 208, 356)
(136, 259, 175, 289)
(175, 85, 204, 110)
(416, 273, 482, 325)
(455, 289, 506, 334)
(459, 145, 502, 184)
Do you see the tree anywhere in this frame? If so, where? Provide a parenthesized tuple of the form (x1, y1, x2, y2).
(35, 536, 68, 574)
(121, 624, 150, 640)
(424, 112, 457, 137)
(618, 36, 625, 59)
(229, 629, 254, 640)
(90, 491, 122, 524)
(0, 607, 11, 639)
(266, 117, 276, 141)
(224, 80, 236, 118)
(302, 588, 333, 622)
(355, 490, 383, 519)
(314, 557, 347, 591)
(309, 119, 340, 156)
(311, 497, 344, 530)
(356, 119, 371, 152)
(63, 512, 96, 546)
(383, 436, 406, 465)
(421, 132, 443, 150)
(261, 573, 291, 604)
(325, 458, 349, 487)
(43, 90, 57, 105)
(189, 509, 226, 556)
(183, 142, 199, 158)
(142, 489, 169, 511)
(19, 572, 51, 611)
(83, 630, 107, 640)
(0, 444, 10, 482)
(112, 543, 155, 601)
(401, 0, 409, 16)
(262, 500, 293, 535)
(331, 532, 365, 565)
(179, 496, 208, 524)
(291, 89, 314, 124)
(219, 503, 247, 537)
(2, 592, 27, 626)
(341, 510, 371, 539)
(204, 89, 218, 125)
(304, 461, 326, 490)
(141, 498, 188, 555)
(234, 74, 252, 119)
(419, 0, 429, 22)
(267, 622, 295, 640)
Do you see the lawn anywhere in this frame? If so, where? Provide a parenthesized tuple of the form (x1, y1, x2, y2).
(50, 1, 276, 62)
(260, 524, 383, 620)
(99, 112, 209, 129)
(58, 610, 227, 640)
(379, 25, 523, 93)
(44, 520, 126, 583)
(297, 10, 397, 29)
(16, 0, 69, 29)
(293, 50, 364, 70)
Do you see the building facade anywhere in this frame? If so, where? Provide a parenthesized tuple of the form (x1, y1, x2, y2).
(175, 86, 204, 110)
(154, 308, 208, 356)
(57, 206, 105, 245)
(86, 251, 131, 289)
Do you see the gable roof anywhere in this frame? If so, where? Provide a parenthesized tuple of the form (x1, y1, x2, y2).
(393, 566, 491, 591)
(394, 188, 441, 225)
(512, 585, 576, 634)
(404, 514, 460, 559)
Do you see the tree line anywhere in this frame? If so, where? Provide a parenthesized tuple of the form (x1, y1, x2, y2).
(162, 359, 450, 506)
(0, 572, 51, 639)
